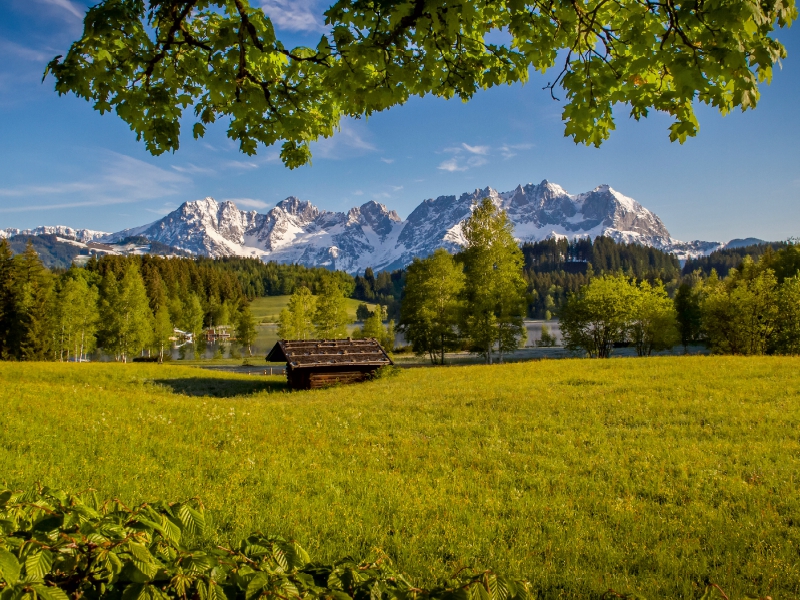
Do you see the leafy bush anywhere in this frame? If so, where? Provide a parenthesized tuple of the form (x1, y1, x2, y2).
(0, 487, 533, 600)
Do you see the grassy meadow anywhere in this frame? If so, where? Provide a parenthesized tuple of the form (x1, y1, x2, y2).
(1, 358, 799, 598)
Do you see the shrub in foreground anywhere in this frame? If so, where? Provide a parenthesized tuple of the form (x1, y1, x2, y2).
(0, 487, 533, 600)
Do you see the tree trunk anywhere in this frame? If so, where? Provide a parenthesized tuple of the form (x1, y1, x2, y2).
(498, 327, 504, 364)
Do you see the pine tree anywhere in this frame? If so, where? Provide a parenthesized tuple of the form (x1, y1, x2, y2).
(461, 198, 527, 364)
(314, 279, 349, 339)
(675, 281, 702, 351)
(278, 286, 316, 339)
(13, 241, 55, 361)
(0, 239, 14, 358)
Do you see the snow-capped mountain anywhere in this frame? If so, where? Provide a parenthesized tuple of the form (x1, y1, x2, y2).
(0, 226, 109, 243)
(4, 180, 727, 271)
(98, 180, 723, 272)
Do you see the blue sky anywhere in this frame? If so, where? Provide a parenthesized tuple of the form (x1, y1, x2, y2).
(1, 0, 799, 243)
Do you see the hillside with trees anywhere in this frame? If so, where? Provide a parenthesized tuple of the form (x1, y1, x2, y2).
(682, 242, 787, 277)
(522, 236, 681, 319)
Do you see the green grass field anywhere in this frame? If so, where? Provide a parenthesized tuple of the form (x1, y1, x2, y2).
(250, 295, 375, 323)
(1, 358, 799, 599)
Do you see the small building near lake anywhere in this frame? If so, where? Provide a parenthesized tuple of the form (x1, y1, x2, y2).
(266, 338, 393, 391)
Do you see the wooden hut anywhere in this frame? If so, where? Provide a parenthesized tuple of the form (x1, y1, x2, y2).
(266, 338, 393, 390)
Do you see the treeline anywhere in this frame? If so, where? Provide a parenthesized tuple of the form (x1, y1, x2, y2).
(522, 236, 681, 319)
(352, 267, 404, 320)
(0, 242, 257, 362)
(560, 243, 800, 357)
(683, 241, 788, 277)
(208, 257, 355, 298)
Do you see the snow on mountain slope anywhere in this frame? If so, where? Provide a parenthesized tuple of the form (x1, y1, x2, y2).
(1, 226, 109, 243)
(5, 180, 726, 272)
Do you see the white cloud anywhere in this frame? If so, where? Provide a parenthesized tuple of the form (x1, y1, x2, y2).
(0, 199, 129, 214)
(0, 39, 49, 63)
(145, 204, 179, 216)
(224, 160, 260, 170)
(172, 163, 215, 175)
(462, 143, 490, 155)
(37, 0, 84, 19)
(0, 152, 188, 212)
(228, 198, 271, 209)
(391, 185, 404, 191)
(312, 119, 377, 160)
(259, 0, 325, 32)
(500, 143, 533, 159)
(264, 151, 281, 163)
(380, 157, 395, 164)
(353, 190, 364, 196)
(437, 155, 487, 172)
(438, 158, 467, 172)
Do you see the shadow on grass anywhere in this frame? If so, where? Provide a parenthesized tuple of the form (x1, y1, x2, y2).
(153, 377, 287, 397)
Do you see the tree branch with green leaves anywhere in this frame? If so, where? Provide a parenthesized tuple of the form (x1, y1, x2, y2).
(45, 0, 796, 168)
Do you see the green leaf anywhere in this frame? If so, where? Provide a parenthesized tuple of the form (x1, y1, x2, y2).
(177, 505, 205, 535)
(25, 550, 53, 581)
(0, 548, 21, 585)
(245, 572, 269, 600)
(32, 585, 69, 600)
(200, 581, 227, 600)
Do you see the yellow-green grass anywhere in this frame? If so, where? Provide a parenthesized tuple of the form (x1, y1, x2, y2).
(250, 296, 375, 324)
(1, 358, 799, 599)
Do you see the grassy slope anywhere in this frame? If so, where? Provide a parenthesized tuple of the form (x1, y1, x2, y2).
(1, 358, 799, 598)
(250, 296, 375, 323)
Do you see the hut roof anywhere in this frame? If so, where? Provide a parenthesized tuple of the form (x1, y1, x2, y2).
(266, 338, 393, 369)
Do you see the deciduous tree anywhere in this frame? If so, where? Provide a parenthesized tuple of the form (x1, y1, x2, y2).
(236, 304, 257, 356)
(314, 279, 350, 339)
(278, 286, 317, 340)
(461, 199, 527, 364)
(55, 276, 100, 362)
(700, 257, 778, 355)
(400, 249, 464, 364)
(774, 276, 800, 355)
(115, 264, 154, 362)
(629, 280, 679, 357)
(559, 274, 638, 358)
(153, 304, 174, 362)
(46, 0, 795, 168)
(358, 306, 395, 351)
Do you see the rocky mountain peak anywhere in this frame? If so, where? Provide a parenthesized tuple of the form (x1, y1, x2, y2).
(70, 179, 725, 272)
(274, 196, 320, 223)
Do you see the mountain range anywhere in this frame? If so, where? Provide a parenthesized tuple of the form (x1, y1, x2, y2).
(2, 180, 731, 272)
